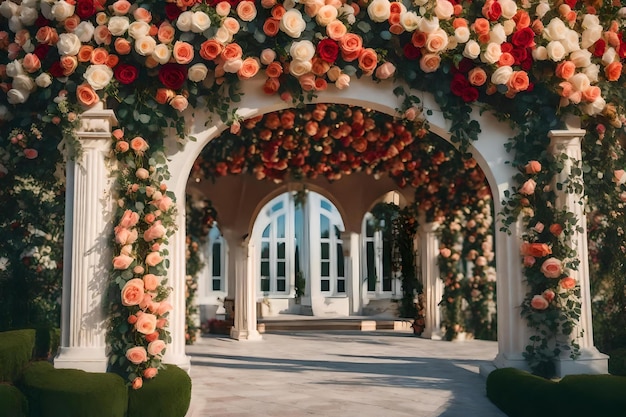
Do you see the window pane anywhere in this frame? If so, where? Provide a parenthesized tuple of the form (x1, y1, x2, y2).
(261, 242, 270, 259)
(277, 261, 285, 277)
(336, 244, 344, 276)
(321, 262, 329, 277)
(321, 200, 331, 211)
(366, 219, 375, 237)
(277, 242, 285, 259)
(383, 239, 392, 278)
(261, 278, 270, 292)
(366, 242, 376, 291)
(321, 279, 330, 292)
(335, 225, 341, 238)
(261, 261, 269, 277)
(277, 279, 286, 292)
(321, 242, 329, 259)
(320, 215, 330, 238)
(262, 224, 270, 238)
(271, 201, 283, 213)
(212, 279, 221, 291)
(337, 279, 345, 293)
(383, 276, 392, 292)
(277, 214, 285, 238)
(212, 243, 221, 276)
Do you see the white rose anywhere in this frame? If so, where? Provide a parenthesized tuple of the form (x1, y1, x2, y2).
(481, 42, 502, 64)
(502, 19, 516, 36)
(176, 11, 193, 32)
(581, 14, 599, 29)
(418, 16, 439, 34)
(188, 63, 208, 82)
(191, 11, 211, 33)
(12, 74, 35, 92)
(340, 4, 355, 24)
(434, 0, 453, 20)
(74, 21, 95, 42)
(543, 18, 567, 41)
(581, 25, 602, 49)
(532, 46, 548, 61)
(19, 6, 38, 26)
(491, 65, 513, 85)
(108, 16, 130, 36)
(569, 49, 591, 68)
(280, 9, 306, 38)
(546, 41, 566, 61)
(289, 59, 312, 77)
(213, 26, 232, 44)
(447, 36, 458, 50)
(6, 60, 24, 77)
(134, 35, 156, 56)
(290, 40, 315, 61)
(400, 11, 420, 32)
(128, 21, 150, 39)
(602, 47, 617, 66)
(499, 0, 517, 19)
(8, 15, 22, 32)
(7, 88, 29, 104)
(35, 72, 52, 87)
(489, 23, 506, 44)
(583, 96, 605, 116)
(151, 43, 171, 64)
(0, 1, 19, 18)
(56, 33, 81, 56)
(454, 26, 470, 43)
(222, 58, 242, 73)
(335, 73, 350, 89)
(583, 63, 599, 83)
(463, 40, 481, 59)
(426, 29, 449, 53)
(535, 2, 550, 19)
(50, 0, 74, 21)
(316, 4, 338, 27)
(83, 64, 113, 90)
(22, 0, 37, 7)
(327, 65, 341, 81)
(21, 39, 34, 53)
(569, 73, 590, 92)
(260, 48, 276, 65)
(367, 0, 390, 23)
(619, 7, 626, 18)
(39, 0, 52, 19)
(561, 29, 580, 53)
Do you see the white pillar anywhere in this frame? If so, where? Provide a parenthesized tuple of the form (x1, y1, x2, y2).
(341, 232, 361, 315)
(55, 103, 116, 372)
(548, 125, 608, 376)
(419, 222, 443, 340)
(225, 231, 262, 340)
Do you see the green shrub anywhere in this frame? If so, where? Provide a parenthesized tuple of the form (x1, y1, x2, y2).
(558, 374, 626, 417)
(0, 330, 36, 383)
(0, 384, 28, 417)
(20, 361, 127, 417)
(609, 348, 626, 376)
(486, 368, 560, 417)
(127, 364, 191, 417)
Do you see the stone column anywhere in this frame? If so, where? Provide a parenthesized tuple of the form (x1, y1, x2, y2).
(419, 221, 443, 340)
(224, 231, 262, 341)
(548, 124, 608, 376)
(55, 103, 116, 372)
(341, 232, 361, 315)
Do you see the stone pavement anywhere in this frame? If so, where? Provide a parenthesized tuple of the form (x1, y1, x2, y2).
(184, 331, 507, 417)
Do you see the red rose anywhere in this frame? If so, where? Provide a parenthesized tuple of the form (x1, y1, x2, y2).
(510, 47, 527, 65)
(403, 43, 420, 60)
(484, 0, 501, 21)
(564, 0, 577, 7)
(460, 87, 479, 103)
(592, 39, 605, 57)
(618, 34, 626, 59)
(158, 63, 187, 90)
(114, 64, 139, 85)
(35, 16, 50, 28)
(511, 27, 535, 48)
(450, 73, 470, 97)
(164, 3, 183, 21)
(33, 44, 50, 60)
(456, 58, 473, 74)
(49, 61, 65, 78)
(317, 39, 339, 63)
(76, 0, 96, 18)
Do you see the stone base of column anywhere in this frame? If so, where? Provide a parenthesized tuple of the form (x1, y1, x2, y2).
(54, 347, 107, 373)
(230, 327, 263, 341)
(420, 327, 442, 340)
(555, 347, 608, 377)
(492, 352, 530, 372)
(164, 352, 192, 373)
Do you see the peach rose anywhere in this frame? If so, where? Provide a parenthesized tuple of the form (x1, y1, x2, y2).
(121, 278, 145, 306)
(520, 242, 551, 258)
(111, 0, 131, 15)
(170, 95, 188, 112)
(116, 141, 129, 153)
(91, 47, 109, 65)
(425, 29, 449, 53)
(614, 169, 626, 185)
(530, 295, 549, 310)
(113, 253, 134, 270)
(467, 67, 487, 86)
(222, 17, 240, 35)
(326, 20, 347, 40)
(22, 53, 41, 73)
(582, 86, 601, 103)
(145, 251, 163, 267)
(222, 43, 243, 61)
(152, 195, 173, 211)
(157, 301, 173, 316)
(114, 226, 138, 245)
(143, 368, 158, 379)
(419, 53, 441, 73)
(340, 33, 362, 62)
(556, 60, 576, 80)
(136, 313, 157, 334)
(542, 289, 555, 303)
(142, 274, 159, 291)
(375, 61, 395, 79)
(130, 137, 149, 154)
(236, 1, 257, 21)
(507, 71, 529, 93)
(35, 26, 59, 45)
(173, 41, 194, 64)
(260, 48, 276, 65)
(559, 276, 576, 290)
(60, 56, 78, 76)
(143, 221, 166, 242)
(299, 73, 316, 91)
(119, 209, 140, 228)
(157, 22, 176, 44)
(131, 377, 143, 390)
(357, 48, 378, 74)
(215, 1, 231, 16)
(519, 178, 536, 195)
(145, 331, 159, 343)
(147, 339, 166, 356)
(540, 257, 563, 278)
(126, 346, 148, 365)
(605, 61, 623, 82)
(238, 57, 260, 79)
(525, 160, 541, 174)
(155, 88, 175, 105)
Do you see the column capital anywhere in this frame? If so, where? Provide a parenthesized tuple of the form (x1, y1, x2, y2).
(548, 128, 586, 151)
(419, 221, 439, 234)
(77, 101, 118, 140)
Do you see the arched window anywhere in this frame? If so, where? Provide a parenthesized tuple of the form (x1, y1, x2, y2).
(362, 209, 398, 297)
(199, 224, 227, 303)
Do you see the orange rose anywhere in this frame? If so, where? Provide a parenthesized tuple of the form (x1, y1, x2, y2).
(199, 39, 223, 61)
(114, 38, 132, 55)
(549, 223, 563, 236)
(221, 43, 243, 61)
(121, 278, 145, 306)
(357, 48, 378, 74)
(263, 18, 280, 36)
(472, 17, 490, 35)
(605, 61, 623, 82)
(507, 71, 529, 92)
(467, 67, 487, 86)
(157, 22, 175, 44)
(126, 346, 148, 365)
(238, 57, 260, 79)
(173, 41, 194, 64)
(76, 83, 99, 107)
(130, 137, 149, 153)
(22, 53, 41, 73)
(263, 77, 280, 94)
(525, 160, 541, 174)
(559, 276, 576, 290)
(271, 4, 285, 19)
(498, 52, 515, 67)
(520, 242, 552, 258)
(419, 53, 441, 73)
(116, 141, 129, 153)
(91, 47, 109, 65)
(77, 45, 94, 62)
(143, 368, 158, 379)
(155, 88, 175, 104)
(339, 33, 362, 62)
(311, 57, 330, 76)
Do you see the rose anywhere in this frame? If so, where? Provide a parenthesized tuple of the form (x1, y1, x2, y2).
(358, 48, 378, 74)
(143, 368, 158, 379)
(76, 0, 95, 18)
(176, 11, 193, 32)
(419, 17, 440, 34)
(130, 137, 149, 155)
(541, 257, 563, 278)
(530, 295, 549, 310)
(317, 38, 338, 63)
(173, 41, 194, 65)
(188, 63, 208, 82)
(142, 274, 159, 291)
(147, 340, 166, 356)
(136, 313, 157, 335)
(549, 223, 563, 236)
(289, 60, 312, 77)
(145, 252, 163, 267)
(425, 29, 449, 53)
(84, 64, 113, 90)
(481, 42, 502, 64)
(237, 1, 257, 21)
(367, 0, 390, 22)
(35, 73, 52, 88)
(121, 278, 145, 306)
(560, 276, 576, 290)
(93, 26, 111, 45)
(335, 73, 350, 89)
(113, 254, 134, 270)
(440, 248, 451, 258)
(51, 0, 75, 21)
(507, 71, 529, 93)
(119, 210, 140, 228)
(134, 36, 156, 56)
(158, 63, 187, 90)
(290, 40, 315, 61)
(158, 22, 176, 44)
(56, 33, 81, 56)
(12, 76, 35, 93)
(128, 21, 150, 39)
(525, 160, 541, 174)
(126, 346, 148, 365)
(520, 242, 551, 258)
(76, 83, 99, 107)
(199, 39, 223, 61)
(419, 54, 441, 73)
(191, 11, 211, 32)
(605, 62, 623, 82)
(556, 61, 576, 80)
(463, 40, 481, 59)
(614, 170, 626, 185)
(375, 61, 395, 80)
(22, 54, 41, 73)
(115, 226, 138, 245)
(143, 221, 166, 242)
(238, 57, 260, 79)
(107, 16, 130, 36)
(280, 9, 306, 38)
(114, 64, 138, 85)
(546, 41, 566, 62)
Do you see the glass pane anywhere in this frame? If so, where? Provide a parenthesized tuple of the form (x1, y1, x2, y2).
(277, 242, 285, 259)
(212, 279, 221, 291)
(261, 261, 269, 277)
(261, 242, 270, 259)
(321, 242, 329, 259)
(337, 279, 345, 293)
(321, 262, 329, 277)
(383, 275, 392, 292)
(277, 261, 285, 277)
(261, 278, 270, 292)
(277, 279, 286, 292)
(262, 224, 270, 238)
(212, 243, 221, 276)
(366, 219, 375, 237)
(366, 241, 376, 291)
(383, 238, 392, 278)
(321, 200, 331, 211)
(368, 275, 376, 292)
(336, 244, 344, 276)
(277, 214, 285, 238)
(320, 215, 330, 238)
(321, 279, 330, 292)
(271, 201, 283, 213)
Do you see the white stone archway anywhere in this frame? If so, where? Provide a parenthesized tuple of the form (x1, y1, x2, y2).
(56, 77, 607, 376)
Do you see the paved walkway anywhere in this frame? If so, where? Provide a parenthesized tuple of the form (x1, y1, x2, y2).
(185, 331, 507, 417)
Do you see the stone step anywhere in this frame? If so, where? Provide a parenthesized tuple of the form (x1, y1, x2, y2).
(256, 317, 413, 333)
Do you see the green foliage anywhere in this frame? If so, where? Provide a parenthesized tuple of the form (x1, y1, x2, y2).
(0, 330, 36, 384)
(0, 384, 28, 417)
(126, 365, 191, 417)
(609, 348, 626, 376)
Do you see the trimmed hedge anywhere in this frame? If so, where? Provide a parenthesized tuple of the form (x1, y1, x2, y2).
(0, 384, 28, 417)
(20, 361, 128, 417)
(487, 368, 626, 417)
(609, 348, 626, 376)
(127, 364, 192, 417)
(0, 330, 36, 383)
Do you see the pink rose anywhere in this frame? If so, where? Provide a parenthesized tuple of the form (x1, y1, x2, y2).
(559, 276, 576, 290)
(121, 278, 145, 306)
(375, 61, 395, 79)
(542, 289, 555, 302)
(135, 168, 150, 180)
(132, 377, 143, 390)
(152, 195, 172, 212)
(145, 251, 163, 267)
(540, 257, 563, 278)
(113, 254, 134, 270)
(143, 368, 158, 379)
(114, 227, 138, 245)
(519, 179, 537, 195)
(614, 169, 626, 185)
(143, 221, 166, 242)
(125, 346, 148, 364)
(170, 95, 188, 112)
(143, 274, 159, 291)
(523, 256, 536, 267)
(156, 301, 173, 316)
(525, 160, 541, 174)
(119, 209, 140, 228)
(530, 295, 549, 310)
(136, 312, 157, 334)
(147, 339, 166, 356)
